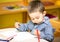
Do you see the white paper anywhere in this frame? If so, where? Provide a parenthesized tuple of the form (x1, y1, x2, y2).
(0, 28, 18, 40)
(10, 32, 48, 42)
(0, 28, 48, 42)
(10, 32, 35, 41)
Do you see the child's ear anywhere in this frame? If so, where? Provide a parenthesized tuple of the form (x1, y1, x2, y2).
(43, 11, 46, 16)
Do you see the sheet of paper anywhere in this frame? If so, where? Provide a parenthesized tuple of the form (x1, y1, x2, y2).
(10, 32, 35, 41)
(10, 32, 48, 42)
(0, 28, 48, 42)
(0, 28, 18, 40)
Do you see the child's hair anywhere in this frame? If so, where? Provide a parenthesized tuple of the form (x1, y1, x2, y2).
(28, 0, 45, 13)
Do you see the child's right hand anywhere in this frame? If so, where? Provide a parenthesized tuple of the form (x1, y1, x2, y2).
(33, 29, 40, 36)
(15, 22, 20, 28)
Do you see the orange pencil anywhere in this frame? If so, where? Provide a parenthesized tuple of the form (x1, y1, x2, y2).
(36, 29, 40, 42)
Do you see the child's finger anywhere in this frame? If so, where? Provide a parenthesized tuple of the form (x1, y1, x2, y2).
(36, 29, 40, 36)
(15, 22, 20, 28)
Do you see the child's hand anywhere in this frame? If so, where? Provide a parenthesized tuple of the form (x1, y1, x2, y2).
(15, 22, 20, 28)
(33, 29, 40, 36)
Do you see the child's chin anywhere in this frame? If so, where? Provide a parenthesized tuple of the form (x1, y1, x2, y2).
(32, 21, 41, 24)
(33, 22, 40, 24)
(36, 22, 42, 24)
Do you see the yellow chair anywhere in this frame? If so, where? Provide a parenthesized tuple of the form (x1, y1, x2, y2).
(50, 19, 60, 37)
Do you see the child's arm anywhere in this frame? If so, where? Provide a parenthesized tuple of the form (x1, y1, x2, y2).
(33, 24, 54, 42)
(40, 17, 54, 42)
(15, 22, 28, 32)
(44, 24, 54, 42)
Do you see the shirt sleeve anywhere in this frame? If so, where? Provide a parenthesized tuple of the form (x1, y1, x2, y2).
(40, 17, 54, 41)
(16, 24, 28, 32)
(45, 24, 54, 41)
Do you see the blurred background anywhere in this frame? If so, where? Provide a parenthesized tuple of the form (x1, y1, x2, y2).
(0, 0, 60, 42)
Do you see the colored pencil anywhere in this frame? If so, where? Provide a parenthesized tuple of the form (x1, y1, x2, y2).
(36, 29, 40, 42)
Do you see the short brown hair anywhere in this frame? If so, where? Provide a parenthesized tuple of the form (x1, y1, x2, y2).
(28, 0, 45, 13)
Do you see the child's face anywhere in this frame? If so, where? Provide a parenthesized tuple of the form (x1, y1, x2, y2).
(29, 11, 45, 24)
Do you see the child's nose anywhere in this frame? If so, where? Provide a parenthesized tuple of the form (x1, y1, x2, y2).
(36, 16, 39, 19)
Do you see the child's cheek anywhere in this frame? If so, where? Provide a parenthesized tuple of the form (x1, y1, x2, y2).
(31, 20, 36, 23)
(36, 17, 43, 23)
(31, 19, 37, 23)
(38, 17, 44, 23)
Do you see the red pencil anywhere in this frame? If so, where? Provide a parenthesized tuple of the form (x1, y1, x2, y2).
(36, 29, 40, 42)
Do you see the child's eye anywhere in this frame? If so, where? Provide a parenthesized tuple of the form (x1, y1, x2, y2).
(31, 18, 35, 20)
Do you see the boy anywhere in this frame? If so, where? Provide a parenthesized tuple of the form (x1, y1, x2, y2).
(15, 0, 54, 42)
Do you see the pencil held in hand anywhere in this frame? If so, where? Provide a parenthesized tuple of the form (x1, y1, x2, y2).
(15, 22, 20, 28)
(36, 29, 40, 42)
